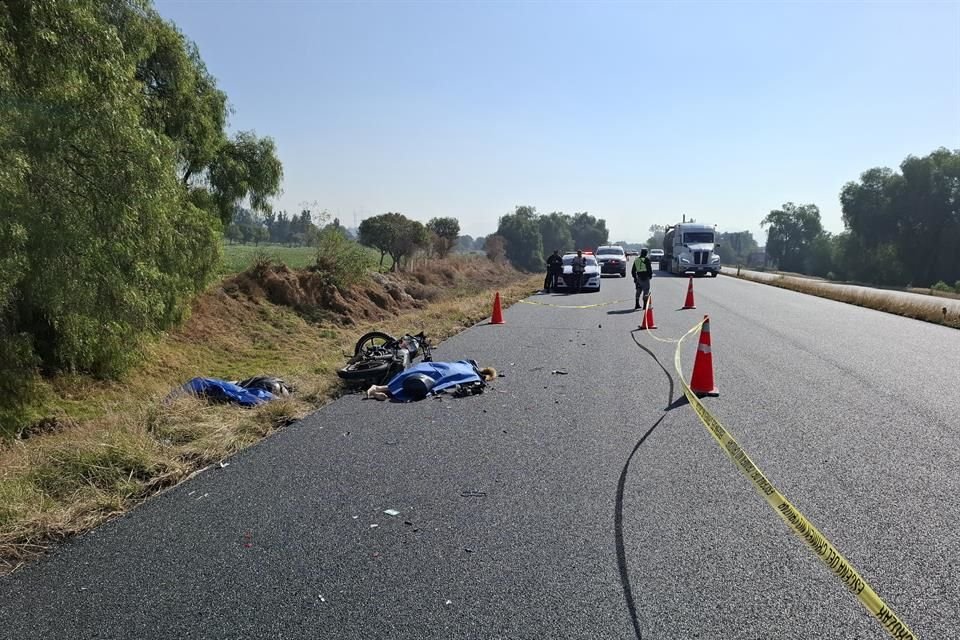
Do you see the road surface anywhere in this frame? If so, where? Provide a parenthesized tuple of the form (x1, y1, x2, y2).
(2, 272, 958, 639)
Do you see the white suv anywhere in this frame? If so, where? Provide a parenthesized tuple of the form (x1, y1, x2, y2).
(595, 246, 627, 277)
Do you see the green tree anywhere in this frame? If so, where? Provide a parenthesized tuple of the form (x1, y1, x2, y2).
(208, 132, 284, 226)
(358, 214, 397, 267)
(225, 223, 243, 244)
(111, 4, 282, 226)
(761, 203, 824, 273)
(0, 0, 286, 403)
(539, 212, 574, 253)
(716, 231, 759, 264)
(841, 148, 960, 286)
(497, 206, 543, 271)
(569, 212, 609, 250)
(358, 213, 428, 271)
(426, 217, 461, 258)
(394, 218, 430, 270)
(645, 224, 666, 249)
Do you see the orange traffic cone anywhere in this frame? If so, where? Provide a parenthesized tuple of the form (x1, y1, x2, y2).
(682, 277, 696, 309)
(639, 295, 657, 330)
(490, 291, 505, 325)
(689, 315, 719, 396)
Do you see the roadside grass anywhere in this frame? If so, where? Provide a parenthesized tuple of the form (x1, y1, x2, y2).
(727, 264, 960, 302)
(906, 286, 960, 301)
(0, 260, 539, 574)
(727, 270, 960, 330)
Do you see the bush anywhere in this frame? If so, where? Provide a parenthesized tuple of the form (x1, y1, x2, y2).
(955, 281, 960, 293)
(931, 281, 954, 293)
(312, 228, 374, 289)
(485, 235, 507, 262)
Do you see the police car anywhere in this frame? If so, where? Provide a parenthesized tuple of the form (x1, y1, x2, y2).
(555, 252, 601, 292)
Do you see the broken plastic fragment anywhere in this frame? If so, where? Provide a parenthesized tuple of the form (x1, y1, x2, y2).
(383, 509, 400, 517)
(551, 370, 569, 375)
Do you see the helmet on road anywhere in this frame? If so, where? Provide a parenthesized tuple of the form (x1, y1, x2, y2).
(402, 373, 436, 400)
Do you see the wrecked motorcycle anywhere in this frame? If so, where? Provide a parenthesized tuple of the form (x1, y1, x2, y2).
(336, 331, 433, 386)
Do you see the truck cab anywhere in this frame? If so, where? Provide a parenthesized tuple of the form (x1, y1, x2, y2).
(663, 223, 721, 276)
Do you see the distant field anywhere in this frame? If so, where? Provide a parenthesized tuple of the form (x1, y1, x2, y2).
(221, 242, 394, 274)
(220, 243, 317, 274)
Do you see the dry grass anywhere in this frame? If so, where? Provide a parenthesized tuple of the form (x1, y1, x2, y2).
(729, 271, 960, 330)
(0, 258, 539, 574)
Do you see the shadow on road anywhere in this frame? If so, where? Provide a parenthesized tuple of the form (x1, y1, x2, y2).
(614, 330, 684, 639)
(614, 414, 665, 640)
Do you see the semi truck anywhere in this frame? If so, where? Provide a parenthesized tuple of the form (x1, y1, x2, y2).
(662, 222, 721, 277)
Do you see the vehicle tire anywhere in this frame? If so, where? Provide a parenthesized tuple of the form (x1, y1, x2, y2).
(337, 359, 392, 380)
(354, 331, 394, 356)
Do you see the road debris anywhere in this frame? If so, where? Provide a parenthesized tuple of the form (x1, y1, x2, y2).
(551, 369, 569, 375)
(445, 600, 453, 606)
(459, 491, 487, 498)
(383, 509, 400, 517)
(369, 524, 379, 529)
(318, 594, 326, 603)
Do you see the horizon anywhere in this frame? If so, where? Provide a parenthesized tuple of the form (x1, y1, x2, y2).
(157, 1, 960, 243)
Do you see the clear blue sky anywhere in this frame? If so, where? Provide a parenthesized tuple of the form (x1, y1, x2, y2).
(156, 0, 960, 243)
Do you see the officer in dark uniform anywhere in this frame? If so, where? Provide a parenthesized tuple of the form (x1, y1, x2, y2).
(544, 249, 563, 292)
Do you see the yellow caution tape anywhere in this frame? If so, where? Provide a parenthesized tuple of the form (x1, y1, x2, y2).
(637, 295, 682, 344)
(660, 321, 918, 640)
(518, 298, 630, 309)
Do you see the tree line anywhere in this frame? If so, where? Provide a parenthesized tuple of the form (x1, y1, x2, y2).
(357, 213, 461, 270)
(761, 147, 959, 289)
(225, 208, 326, 246)
(0, 1, 283, 419)
(481, 207, 610, 271)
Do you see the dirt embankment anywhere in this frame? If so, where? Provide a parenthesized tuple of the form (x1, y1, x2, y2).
(223, 256, 520, 325)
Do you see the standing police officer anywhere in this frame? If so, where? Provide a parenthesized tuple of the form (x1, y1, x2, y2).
(544, 249, 563, 292)
(632, 248, 653, 310)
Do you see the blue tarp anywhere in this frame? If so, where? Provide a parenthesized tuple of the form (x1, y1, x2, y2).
(183, 377, 274, 407)
(387, 360, 483, 402)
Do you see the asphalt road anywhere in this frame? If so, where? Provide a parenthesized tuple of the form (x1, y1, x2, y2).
(721, 266, 960, 315)
(2, 270, 958, 639)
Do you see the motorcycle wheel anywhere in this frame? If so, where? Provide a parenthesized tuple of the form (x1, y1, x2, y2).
(337, 359, 392, 380)
(354, 331, 395, 356)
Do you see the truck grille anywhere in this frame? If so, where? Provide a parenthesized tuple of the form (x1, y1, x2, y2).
(694, 251, 709, 265)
